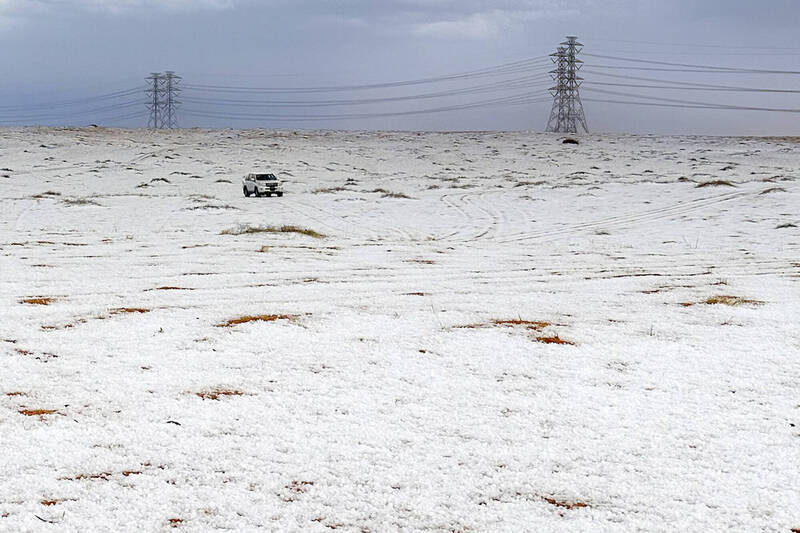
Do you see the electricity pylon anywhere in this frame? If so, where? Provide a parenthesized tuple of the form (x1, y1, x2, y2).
(145, 73, 163, 130)
(145, 71, 181, 129)
(162, 71, 181, 129)
(546, 36, 588, 134)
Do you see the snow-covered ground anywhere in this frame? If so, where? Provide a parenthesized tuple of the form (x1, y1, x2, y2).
(1, 127, 798, 532)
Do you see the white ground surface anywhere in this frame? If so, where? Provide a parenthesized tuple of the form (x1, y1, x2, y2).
(1, 127, 799, 532)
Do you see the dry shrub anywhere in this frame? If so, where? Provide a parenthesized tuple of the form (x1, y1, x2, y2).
(380, 191, 412, 199)
(281, 480, 315, 502)
(19, 409, 58, 416)
(705, 295, 763, 306)
(542, 496, 588, 510)
(20, 297, 54, 305)
(40, 499, 67, 506)
(168, 518, 184, 528)
(286, 480, 314, 493)
(682, 295, 763, 307)
(458, 319, 550, 331)
(62, 197, 102, 206)
(696, 180, 735, 188)
(6, 392, 26, 397)
(71, 473, 111, 481)
(196, 388, 244, 400)
(221, 225, 324, 238)
(216, 314, 296, 327)
(493, 319, 550, 330)
(536, 336, 575, 345)
(110, 307, 150, 315)
(457, 319, 574, 345)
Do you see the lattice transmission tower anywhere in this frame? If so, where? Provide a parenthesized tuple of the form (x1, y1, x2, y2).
(162, 71, 181, 129)
(145, 72, 163, 130)
(546, 36, 588, 134)
(145, 71, 181, 129)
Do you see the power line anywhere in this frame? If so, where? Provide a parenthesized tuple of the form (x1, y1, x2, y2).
(584, 97, 800, 113)
(583, 69, 800, 90)
(182, 91, 551, 122)
(182, 56, 551, 94)
(585, 37, 800, 51)
(583, 81, 800, 94)
(0, 87, 143, 111)
(582, 87, 800, 113)
(181, 74, 552, 108)
(583, 53, 800, 75)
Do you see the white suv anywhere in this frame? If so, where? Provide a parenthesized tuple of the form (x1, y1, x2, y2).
(242, 173, 284, 197)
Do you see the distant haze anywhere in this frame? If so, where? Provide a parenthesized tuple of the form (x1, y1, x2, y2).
(1, 0, 798, 134)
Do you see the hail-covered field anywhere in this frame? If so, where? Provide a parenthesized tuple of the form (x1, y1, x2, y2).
(1, 127, 798, 532)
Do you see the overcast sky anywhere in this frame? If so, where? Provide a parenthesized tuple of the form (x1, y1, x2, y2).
(1, 0, 798, 134)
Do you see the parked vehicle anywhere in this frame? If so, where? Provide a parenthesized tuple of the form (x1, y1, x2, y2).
(242, 173, 284, 197)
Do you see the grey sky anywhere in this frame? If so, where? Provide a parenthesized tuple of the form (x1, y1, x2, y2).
(1, 0, 798, 134)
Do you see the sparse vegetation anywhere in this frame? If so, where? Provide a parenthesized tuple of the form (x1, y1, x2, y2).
(20, 297, 55, 305)
(110, 307, 150, 315)
(456, 319, 574, 345)
(62, 197, 102, 206)
(696, 180, 735, 188)
(195, 388, 244, 400)
(536, 335, 575, 345)
(371, 188, 412, 199)
(216, 314, 297, 327)
(681, 295, 764, 307)
(31, 191, 61, 199)
(313, 186, 349, 194)
(541, 496, 588, 510)
(221, 225, 325, 238)
(19, 409, 58, 416)
(70, 472, 111, 481)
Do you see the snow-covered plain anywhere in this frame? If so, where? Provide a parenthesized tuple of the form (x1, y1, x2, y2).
(1, 127, 798, 532)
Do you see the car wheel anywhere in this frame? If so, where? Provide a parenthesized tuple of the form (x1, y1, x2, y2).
(243, 186, 250, 197)
(277, 192, 283, 197)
